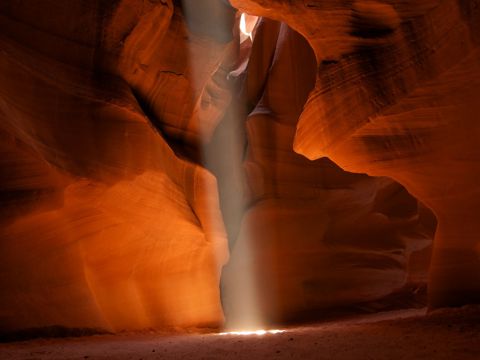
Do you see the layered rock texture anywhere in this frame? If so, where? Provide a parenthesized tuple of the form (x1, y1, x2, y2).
(0, 0, 477, 335)
(223, 19, 434, 326)
(0, 0, 232, 332)
(231, 0, 480, 308)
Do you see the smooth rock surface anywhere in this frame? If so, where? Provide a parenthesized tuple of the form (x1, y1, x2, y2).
(223, 20, 434, 327)
(2, 0, 478, 336)
(232, 0, 480, 308)
(0, 0, 230, 332)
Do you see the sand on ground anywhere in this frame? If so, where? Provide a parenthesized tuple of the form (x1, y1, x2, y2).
(1, 306, 480, 360)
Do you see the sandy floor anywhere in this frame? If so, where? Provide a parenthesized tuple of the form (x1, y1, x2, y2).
(1, 306, 480, 360)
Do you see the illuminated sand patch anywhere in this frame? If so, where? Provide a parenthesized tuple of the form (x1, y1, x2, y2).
(218, 329, 286, 336)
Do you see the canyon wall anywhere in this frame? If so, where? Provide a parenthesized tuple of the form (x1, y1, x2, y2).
(223, 19, 434, 327)
(0, 0, 232, 332)
(2, 0, 471, 334)
(231, 0, 480, 307)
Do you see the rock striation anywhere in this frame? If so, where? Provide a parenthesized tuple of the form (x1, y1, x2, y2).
(223, 19, 434, 326)
(2, 0, 477, 335)
(0, 0, 231, 332)
(231, 0, 480, 308)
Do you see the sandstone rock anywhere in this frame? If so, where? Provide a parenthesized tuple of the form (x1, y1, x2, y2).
(223, 20, 434, 326)
(232, 0, 480, 308)
(0, 0, 229, 332)
(2, 0, 476, 336)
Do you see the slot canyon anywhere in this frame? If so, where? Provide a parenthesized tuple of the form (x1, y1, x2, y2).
(0, 0, 479, 359)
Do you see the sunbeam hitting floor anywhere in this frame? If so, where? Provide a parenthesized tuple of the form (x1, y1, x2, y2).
(2, 307, 480, 360)
(2, 0, 480, 359)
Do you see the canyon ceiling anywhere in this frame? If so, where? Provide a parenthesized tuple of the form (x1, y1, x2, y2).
(0, 0, 478, 334)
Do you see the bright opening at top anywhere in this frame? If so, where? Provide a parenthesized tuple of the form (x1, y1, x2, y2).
(239, 13, 259, 42)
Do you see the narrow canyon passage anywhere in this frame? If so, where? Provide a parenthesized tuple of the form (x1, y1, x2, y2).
(1, 0, 480, 359)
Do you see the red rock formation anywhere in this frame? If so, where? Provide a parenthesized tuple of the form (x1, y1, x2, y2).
(0, 0, 230, 332)
(2, 0, 475, 336)
(232, 0, 480, 308)
(112, 0, 236, 147)
(223, 19, 434, 326)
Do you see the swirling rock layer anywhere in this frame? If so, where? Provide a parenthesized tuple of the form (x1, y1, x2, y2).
(232, 0, 480, 308)
(223, 20, 434, 325)
(3, 0, 473, 335)
(0, 0, 229, 332)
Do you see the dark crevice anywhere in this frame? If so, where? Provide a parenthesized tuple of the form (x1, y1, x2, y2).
(129, 88, 203, 165)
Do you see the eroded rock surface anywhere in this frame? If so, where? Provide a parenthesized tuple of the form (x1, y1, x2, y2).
(223, 20, 434, 326)
(2, 0, 476, 335)
(0, 0, 231, 332)
(232, 0, 480, 308)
